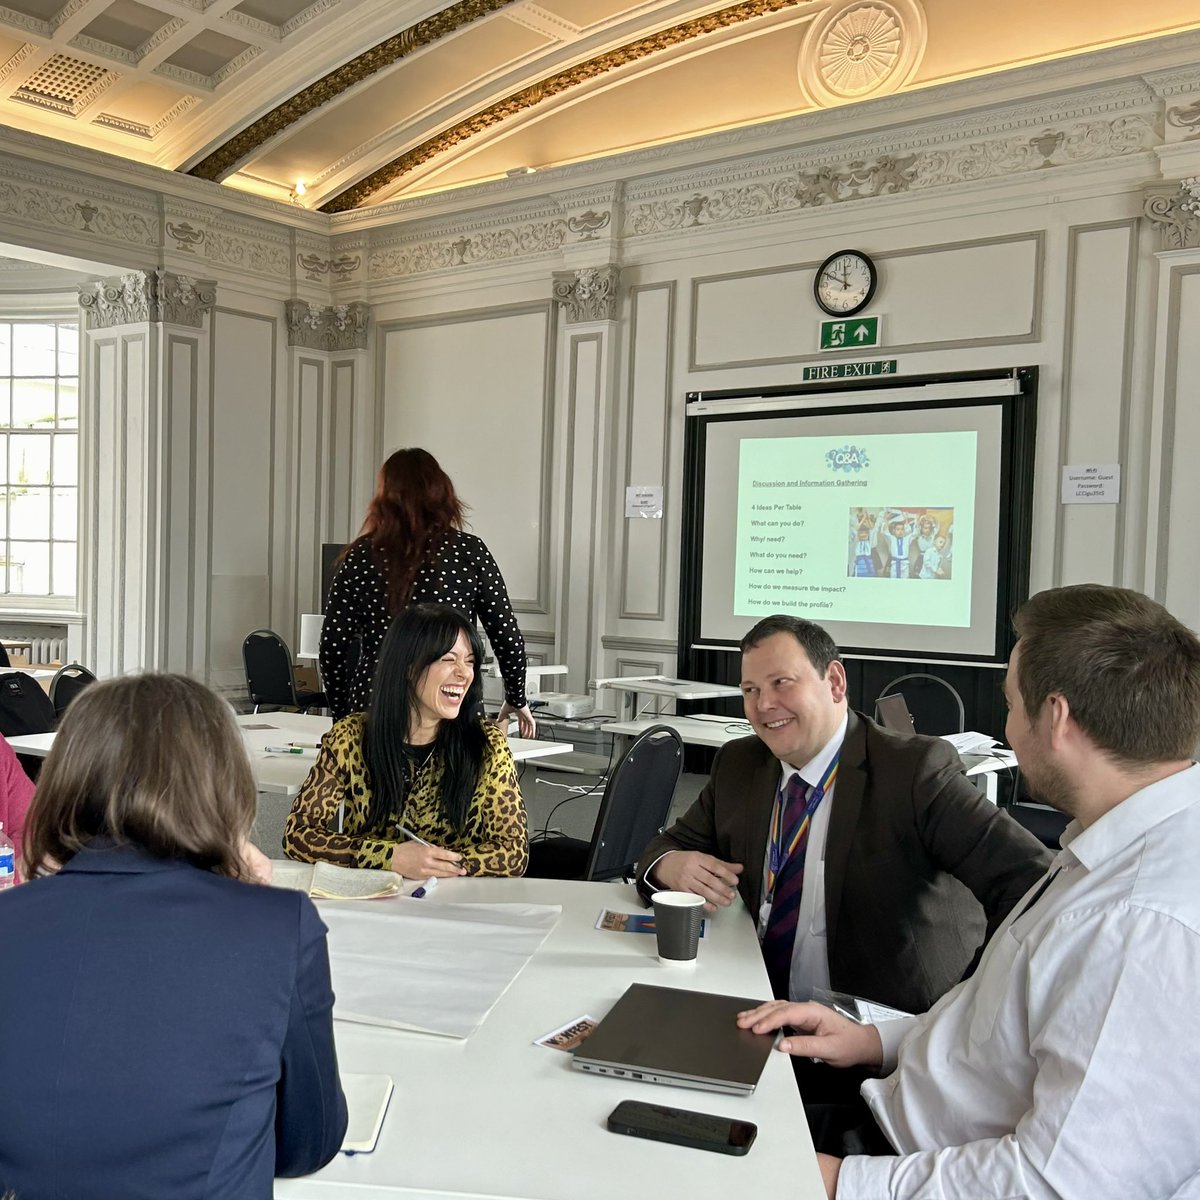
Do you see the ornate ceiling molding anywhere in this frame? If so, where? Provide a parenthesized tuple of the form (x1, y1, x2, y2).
(1143, 177, 1200, 250)
(78, 270, 216, 329)
(284, 299, 371, 350)
(186, 0, 519, 183)
(552, 265, 621, 324)
(320, 0, 811, 213)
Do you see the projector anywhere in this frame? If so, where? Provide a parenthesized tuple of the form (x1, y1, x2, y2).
(540, 694, 596, 719)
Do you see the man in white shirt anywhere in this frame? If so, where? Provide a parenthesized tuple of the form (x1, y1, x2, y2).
(739, 584, 1200, 1199)
(636, 615, 1049, 1017)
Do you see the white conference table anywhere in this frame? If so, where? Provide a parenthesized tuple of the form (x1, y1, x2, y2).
(592, 675, 743, 721)
(276, 877, 821, 1200)
(5, 713, 575, 800)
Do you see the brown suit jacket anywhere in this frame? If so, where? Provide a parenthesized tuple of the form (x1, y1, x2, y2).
(637, 711, 1051, 1013)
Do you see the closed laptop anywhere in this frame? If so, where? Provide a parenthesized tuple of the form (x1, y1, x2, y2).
(571, 983, 774, 1095)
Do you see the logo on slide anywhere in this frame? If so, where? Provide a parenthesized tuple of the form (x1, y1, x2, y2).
(826, 445, 870, 473)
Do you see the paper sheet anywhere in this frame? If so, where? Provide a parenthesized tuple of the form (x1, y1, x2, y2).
(319, 900, 561, 1039)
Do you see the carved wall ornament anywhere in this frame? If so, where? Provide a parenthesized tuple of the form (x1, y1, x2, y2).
(166, 221, 206, 252)
(321, 0, 810, 211)
(800, 0, 926, 108)
(1166, 99, 1200, 139)
(329, 254, 361, 281)
(284, 300, 371, 351)
(367, 218, 569, 279)
(78, 270, 216, 330)
(298, 252, 330, 281)
(1143, 178, 1200, 251)
(1029, 130, 1065, 166)
(566, 209, 611, 239)
(551, 265, 620, 323)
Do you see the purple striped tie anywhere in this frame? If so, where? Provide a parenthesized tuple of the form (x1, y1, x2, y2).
(762, 774, 814, 1000)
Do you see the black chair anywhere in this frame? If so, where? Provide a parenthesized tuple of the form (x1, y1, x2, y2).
(0, 671, 57, 737)
(527, 724, 684, 882)
(1006, 803, 1070, 849)
(242, 629, 326, 714)
(876, 672, 965, 736)
(49, 663, 98, 721)
(0, 643, 10, 669)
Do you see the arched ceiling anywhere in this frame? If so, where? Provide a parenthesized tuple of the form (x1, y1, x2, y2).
(0, 0, 1198, 214)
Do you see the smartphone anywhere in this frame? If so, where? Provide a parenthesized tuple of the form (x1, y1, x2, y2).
(606, 1099, 757, 1155)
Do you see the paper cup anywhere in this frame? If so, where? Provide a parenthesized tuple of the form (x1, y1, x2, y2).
(651, 891, 705, 965)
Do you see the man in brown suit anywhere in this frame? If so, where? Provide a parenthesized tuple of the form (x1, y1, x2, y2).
(637, 614, 1050, 1016)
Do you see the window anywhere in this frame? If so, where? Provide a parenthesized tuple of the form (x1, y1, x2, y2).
(0, 319, 78, 605)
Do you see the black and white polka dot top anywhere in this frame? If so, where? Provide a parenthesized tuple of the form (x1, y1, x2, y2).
(319, 533, 528, 720)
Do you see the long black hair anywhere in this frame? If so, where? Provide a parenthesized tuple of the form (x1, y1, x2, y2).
(362, 603, 486, 832)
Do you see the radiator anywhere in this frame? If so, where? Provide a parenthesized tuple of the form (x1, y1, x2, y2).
(29, 637, 67, 664)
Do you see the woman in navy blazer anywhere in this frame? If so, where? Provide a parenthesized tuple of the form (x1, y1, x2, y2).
(0, 674, 347, 1200)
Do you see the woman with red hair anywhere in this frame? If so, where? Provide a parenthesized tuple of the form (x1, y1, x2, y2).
(320, 447, 534, 734)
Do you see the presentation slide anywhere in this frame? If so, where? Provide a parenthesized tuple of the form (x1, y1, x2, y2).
(696, 397, 1009, 660)
(734, 431, 976, 627)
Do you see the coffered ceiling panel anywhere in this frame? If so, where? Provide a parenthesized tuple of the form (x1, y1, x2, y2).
(0, 0, 1197, 213)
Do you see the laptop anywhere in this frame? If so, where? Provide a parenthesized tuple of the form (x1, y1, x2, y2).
(570, 983, 775, 1095)
(876, 692, 916, 735)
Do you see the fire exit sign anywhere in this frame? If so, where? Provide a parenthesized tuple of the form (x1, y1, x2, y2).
(819, 316, 881, 351)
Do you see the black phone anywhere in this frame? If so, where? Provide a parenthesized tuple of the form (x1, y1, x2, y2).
(606, 1099, 757, 1155)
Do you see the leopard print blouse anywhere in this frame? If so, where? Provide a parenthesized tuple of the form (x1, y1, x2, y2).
(282, 714, 528, 877)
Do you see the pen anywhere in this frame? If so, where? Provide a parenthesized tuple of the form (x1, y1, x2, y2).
(287, 741, 321, 749)
(398, 824, 432, 848)
(263, 745, 314, 755)
(411, 876, 438, 899)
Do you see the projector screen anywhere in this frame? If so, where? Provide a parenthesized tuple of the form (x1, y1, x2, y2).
(682, 373, 1036, 666)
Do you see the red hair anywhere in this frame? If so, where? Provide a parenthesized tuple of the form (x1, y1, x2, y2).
(354, 448, 466, 613)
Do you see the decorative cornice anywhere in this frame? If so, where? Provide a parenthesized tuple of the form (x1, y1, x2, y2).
(78, 270, 216, 329)
(284, 300, 371, 350)
(551, 264, 620, 323)
(321, 0, 810, 211)
(186, 0, 518, 183)
(1143, 177, 1200, 250)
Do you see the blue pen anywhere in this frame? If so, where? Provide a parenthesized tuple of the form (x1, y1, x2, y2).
(411, 876, 438, 899)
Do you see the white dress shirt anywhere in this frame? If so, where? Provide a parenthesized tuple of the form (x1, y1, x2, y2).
(759, 713, 848, 1002)
(840, 763, 1200, 1200)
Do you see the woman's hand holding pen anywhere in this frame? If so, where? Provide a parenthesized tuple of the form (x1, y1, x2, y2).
(390, 826, 466, 879)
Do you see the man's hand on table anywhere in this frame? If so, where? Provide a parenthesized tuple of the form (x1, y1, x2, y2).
(651, 851, 743, 911)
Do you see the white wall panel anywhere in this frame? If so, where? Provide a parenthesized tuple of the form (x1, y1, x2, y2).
(208, 309, 276, 686)
(1056, 222, 1136, 588)
(379, 304, 553, 615)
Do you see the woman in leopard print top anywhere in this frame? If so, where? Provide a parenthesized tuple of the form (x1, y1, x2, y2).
(283, 603, 527, 878)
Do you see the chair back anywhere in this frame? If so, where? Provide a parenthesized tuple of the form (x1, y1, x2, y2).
(242, 629, 301, 710)
(0, 643, 10, 669)
(49, 664, 98, 720)
(0, 671, 57, 736)
(584, 724, 684, 882)
(877, 672, 965, 736)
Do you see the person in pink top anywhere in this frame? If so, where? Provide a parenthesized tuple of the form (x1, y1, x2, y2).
(0, 735, 35, 880)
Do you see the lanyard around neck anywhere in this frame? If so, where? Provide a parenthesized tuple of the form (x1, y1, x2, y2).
(765, 753, 839, 900)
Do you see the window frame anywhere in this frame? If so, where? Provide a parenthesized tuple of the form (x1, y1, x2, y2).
(0, 296, 84, 616)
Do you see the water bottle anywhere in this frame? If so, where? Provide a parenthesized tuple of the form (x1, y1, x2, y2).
(0, 820, 13, 890)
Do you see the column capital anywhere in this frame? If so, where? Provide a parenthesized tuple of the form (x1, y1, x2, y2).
(78, 269, 216, 330)
(284, 300, 372, 351)
(551, 264, 620, 324)
(1143, 177, 1200, 251)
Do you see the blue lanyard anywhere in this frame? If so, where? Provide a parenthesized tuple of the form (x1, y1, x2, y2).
(765, 753, 839, 901)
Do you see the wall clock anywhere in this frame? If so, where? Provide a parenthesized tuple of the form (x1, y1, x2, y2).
(814, 249, 878, 316)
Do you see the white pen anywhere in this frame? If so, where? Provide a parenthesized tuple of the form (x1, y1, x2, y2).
(398, 824, 432, 847)
(411, 876, 438, 899)
(263, 745, 314, 755)
(287, 741, 321, 749)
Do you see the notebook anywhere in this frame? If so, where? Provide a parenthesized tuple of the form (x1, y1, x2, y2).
(340, 1073, 394, 1154)
(570, 983, 774, 1095)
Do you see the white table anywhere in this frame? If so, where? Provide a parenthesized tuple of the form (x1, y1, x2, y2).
(5, 716, 575, 800)
(591, 675, 743, 721)
(602, 713, 752, 750)
(275, 878, 820, 1200)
